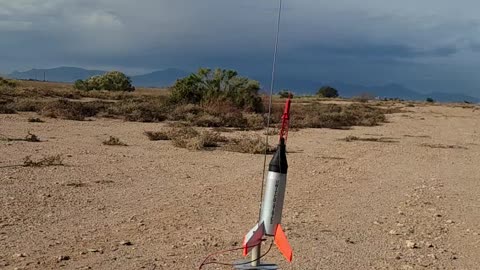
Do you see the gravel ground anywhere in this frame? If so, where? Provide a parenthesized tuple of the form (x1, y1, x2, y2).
(1, 104, 479, 270)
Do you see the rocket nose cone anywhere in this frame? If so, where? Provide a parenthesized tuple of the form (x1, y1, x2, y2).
(269, 138, 288, 174)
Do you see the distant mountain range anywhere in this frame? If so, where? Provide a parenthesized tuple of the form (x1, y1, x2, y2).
(8, 66, 479, 103)
(9, 66, 189, 88)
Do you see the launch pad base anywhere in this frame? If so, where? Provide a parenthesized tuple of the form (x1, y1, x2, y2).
(233, 261, 278, 270)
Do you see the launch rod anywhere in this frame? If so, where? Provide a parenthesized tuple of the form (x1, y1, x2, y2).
(253, 0, 283, 267)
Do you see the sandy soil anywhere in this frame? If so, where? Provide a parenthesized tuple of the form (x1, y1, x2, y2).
(1, 104, 480, 270)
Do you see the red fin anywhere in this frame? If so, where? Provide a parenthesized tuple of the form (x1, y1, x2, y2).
(274, 224, 293, 262)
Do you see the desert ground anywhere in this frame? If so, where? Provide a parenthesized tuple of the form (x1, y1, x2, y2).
(1, 104, 480, 270)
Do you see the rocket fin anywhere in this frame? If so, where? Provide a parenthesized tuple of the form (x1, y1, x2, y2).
(274, 224, 293, 262)
(242, 222, 265, 256)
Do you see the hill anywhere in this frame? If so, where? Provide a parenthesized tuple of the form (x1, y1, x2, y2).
(8, 66, 478, 103)
(9, 67, 191, 88)
(10, 67, 106, 82)
(131, 68, 190, 87)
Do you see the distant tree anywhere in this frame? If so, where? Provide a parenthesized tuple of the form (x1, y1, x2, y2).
(426, 97, 435, 103)
(74, 71, 135, 92)
(278, 90, 292, 98)
(99, 71, 135, 92)
(170, 68, 263, 112)
(317, 86, 339, 98)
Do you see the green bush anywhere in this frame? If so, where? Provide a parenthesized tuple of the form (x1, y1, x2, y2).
(170, 68, 263, 112)
(317, 86, 339, 98)
(74, 71, 135, 92)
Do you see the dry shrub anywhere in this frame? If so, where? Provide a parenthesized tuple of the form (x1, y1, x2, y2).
(225, 135, 275, 154)
(0, 77, 17, 88)
(0, 99, 16, 114)
(244, 113, 265, 130)
(41, 99, 107, 121)
(352, 93, 375, 103)
(103, 136, 127, 146)
(289, 103, 387, 129)
(23, 155, 63, 167)
(13, 98, 46, 112)
(107, 99, 167, 122)
(166, 121, 191, 128)
(144, 131, 170, 141)
(212, 127, 235, 133)
(192, 114, 223, 127)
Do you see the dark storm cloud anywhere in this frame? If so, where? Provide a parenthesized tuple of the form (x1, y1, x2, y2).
(1, 0, 480, 96)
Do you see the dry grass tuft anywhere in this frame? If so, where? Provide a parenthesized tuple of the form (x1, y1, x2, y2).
(344, 135, 398, 143)
(103, 136, 128, 146)
(0, 132, 41, 142)
(144, 131, 170, 141)
(23, 155, 63, 167)
(65, 182, 87, 187)
(421, 143, 467, 150)
(28, 117, 44, 123)
(170, 128, 227, 150)
(25, 132, 41, 142)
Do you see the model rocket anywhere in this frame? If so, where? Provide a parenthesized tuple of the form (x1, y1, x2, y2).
(242, 97, 293, 263)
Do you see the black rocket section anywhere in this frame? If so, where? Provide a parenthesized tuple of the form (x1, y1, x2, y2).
(269, 137, 288, 174)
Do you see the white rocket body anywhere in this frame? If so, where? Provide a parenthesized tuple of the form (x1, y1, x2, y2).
(242, 138, 292, 262)
(260, 171, 287, 236)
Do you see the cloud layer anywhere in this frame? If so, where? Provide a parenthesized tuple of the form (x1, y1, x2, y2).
(1, 0, 479, 95)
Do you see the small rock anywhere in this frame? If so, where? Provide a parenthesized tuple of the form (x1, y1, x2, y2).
(446, 220, 454, 224)
(428, 254, 437, 260)
(406, 240, 417, 249)
(57, 255, 70, 262)
(434, 213, 442, 217)
(373, 221, 381, 225)
(389, 230, 398, 235)
(13, 253, 27, 258)
(120, 241, 133, 246)
(87, 248, 100, 253)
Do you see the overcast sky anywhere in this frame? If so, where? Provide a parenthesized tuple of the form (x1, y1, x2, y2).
(1, 0, 480, 95)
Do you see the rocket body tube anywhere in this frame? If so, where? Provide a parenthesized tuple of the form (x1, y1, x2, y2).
(260, 139, 288, 236)
(260, 172, 287, 235)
